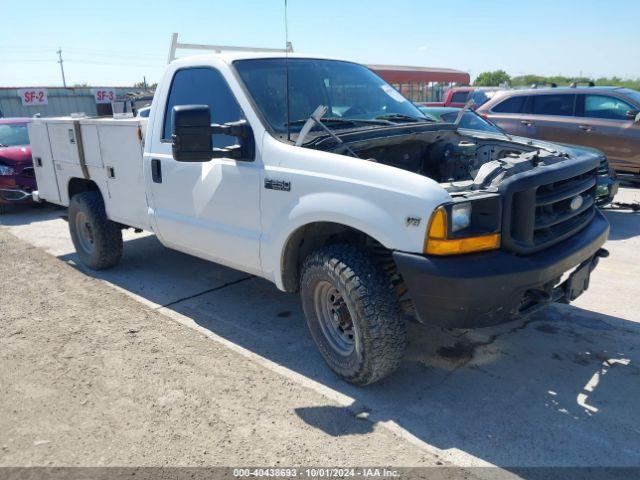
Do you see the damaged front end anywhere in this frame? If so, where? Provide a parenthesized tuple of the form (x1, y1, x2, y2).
(309, 124, 610, 327)
(313, 123, 602, 254)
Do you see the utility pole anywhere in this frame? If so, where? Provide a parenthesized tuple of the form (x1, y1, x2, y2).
(57, 48, 67, 88)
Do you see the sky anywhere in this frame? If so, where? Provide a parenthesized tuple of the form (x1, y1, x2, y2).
(1, 0, 639, 87)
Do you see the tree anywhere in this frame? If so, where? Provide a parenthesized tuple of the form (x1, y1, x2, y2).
(132, 81, 157, 90)
(474, 70, 511, 87)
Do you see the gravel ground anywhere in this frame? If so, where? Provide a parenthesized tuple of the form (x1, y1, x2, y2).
(0, 229, 442, 467)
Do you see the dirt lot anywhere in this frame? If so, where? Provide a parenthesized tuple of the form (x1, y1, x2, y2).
(0, 229, 441, 467)
(1, 187, 640, 471)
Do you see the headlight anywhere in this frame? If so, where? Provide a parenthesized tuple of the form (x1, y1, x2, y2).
(0, 164, 15, 176)
(451, 202, 472, 232)
(424, 196, 501, 255)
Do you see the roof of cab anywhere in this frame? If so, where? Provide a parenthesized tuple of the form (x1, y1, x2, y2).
(171, 51, 345, 66)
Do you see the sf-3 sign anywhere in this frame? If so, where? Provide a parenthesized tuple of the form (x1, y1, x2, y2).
(18, 88, 48, 106)
(92, 88, 116, 104)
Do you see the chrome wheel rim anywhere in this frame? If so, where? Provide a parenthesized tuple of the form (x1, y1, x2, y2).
(313, 281, 355, 356)
(75, 211, 95, 254)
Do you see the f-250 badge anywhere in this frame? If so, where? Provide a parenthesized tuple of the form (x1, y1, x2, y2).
(264, 179, 291, 192)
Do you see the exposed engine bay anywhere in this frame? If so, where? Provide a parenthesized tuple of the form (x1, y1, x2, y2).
(315, 128, 570, 193)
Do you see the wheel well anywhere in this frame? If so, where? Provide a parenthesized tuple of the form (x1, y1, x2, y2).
(68, 178, 100, 200)
(281, 222, 393, 293)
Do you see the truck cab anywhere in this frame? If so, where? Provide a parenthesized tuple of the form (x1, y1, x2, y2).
(29, 52, 609, 385)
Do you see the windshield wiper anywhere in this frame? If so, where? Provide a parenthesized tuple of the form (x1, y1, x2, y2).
(375, 113, 431, 123)
(286, 117, 356, 128)
(287, 117, 388, 127)
(294, 105, 360, 158)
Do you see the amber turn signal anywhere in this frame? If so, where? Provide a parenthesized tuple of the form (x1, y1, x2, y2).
(424, 206, 500, 255)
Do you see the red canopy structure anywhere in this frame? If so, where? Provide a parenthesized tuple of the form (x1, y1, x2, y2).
(368, 64, 470, 84)
(368, 64, 470, 102)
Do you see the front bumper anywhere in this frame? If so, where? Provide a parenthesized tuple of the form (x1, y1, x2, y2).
(0, 175, 36, 203)
(0, 187, 33, 203)
(393, 210, 609, 329)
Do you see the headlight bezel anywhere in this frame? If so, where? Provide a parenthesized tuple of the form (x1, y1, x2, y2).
(424, 194, 502, 255)
(451, 202, 472, 233)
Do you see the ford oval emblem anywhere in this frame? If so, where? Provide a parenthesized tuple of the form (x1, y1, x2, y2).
(569, 195, 584, 212)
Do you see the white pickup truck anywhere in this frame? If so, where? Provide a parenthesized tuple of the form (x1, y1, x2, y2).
(29, 52, 609, 384)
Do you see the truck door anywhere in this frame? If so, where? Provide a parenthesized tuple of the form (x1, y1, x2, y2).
(145, 67, 262, 275)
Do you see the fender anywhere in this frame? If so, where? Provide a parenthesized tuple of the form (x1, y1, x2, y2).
(259, 134, 452, 288)
(264, 191, 433, 290)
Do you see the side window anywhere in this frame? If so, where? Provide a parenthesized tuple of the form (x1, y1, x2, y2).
(530, 94, 575, 116)
(162, 67, 242, 148)
(584, 95, 634, 120)
(450, 91, 470, 104)
(492, 95, 526, 113)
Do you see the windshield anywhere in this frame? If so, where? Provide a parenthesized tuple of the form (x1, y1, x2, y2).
(440, 111, 504, 134)
(0, 123, 29, 147)
(234, 58, 429, 133)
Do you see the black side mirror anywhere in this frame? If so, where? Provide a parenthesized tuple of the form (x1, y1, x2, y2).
(171, 105, 254, 162)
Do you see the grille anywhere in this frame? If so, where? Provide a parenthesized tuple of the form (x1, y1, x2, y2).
(501, 163, 598, 255)
(532, 172, 596, 247)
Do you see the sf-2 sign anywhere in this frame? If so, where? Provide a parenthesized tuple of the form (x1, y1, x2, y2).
(92, 88, 116, 104)
(18, 88, 48, 106)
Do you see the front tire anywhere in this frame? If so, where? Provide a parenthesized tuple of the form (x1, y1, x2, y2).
(68, 191, 122, 270)
(300, 245, 407, 385)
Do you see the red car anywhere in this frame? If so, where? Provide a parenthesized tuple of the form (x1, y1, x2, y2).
(0, 118, 35, 204)
(421, 87, 502, 108)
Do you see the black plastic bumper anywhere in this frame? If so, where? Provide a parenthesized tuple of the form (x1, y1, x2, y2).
(393, 210, 610, 329)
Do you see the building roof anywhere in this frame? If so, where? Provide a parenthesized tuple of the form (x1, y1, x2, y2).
(368, 64, 470, 84)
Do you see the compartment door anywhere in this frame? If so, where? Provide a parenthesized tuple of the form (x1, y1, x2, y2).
(27, 123, 61, 203)
(98, 124, 149, 229)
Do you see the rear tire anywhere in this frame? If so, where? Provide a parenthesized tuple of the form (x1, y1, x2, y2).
(300, 245, 407, 385)
(68, 191, 122, 270)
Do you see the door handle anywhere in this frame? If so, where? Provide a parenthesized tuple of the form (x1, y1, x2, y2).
(151, 159, 162, 183)
(520, 120, 534, 126)
(578, 125, 594, 132)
